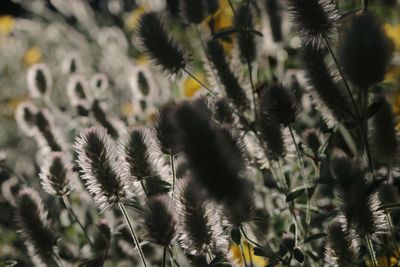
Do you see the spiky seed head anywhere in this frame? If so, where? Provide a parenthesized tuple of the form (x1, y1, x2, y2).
(370, 95, 399, 167)
(118, 127, 165, 196)
(61, 52, 83, 74)
(15, 188, 58, 265)
(330, 151, 387, 237)
(214, 98, 234, 125)
(301, 45, 354, 124)
(339, 11, 393, 89)
(324, 218, 360, 267)
(302, 128, 322, 156)
(34, 110, 63, 152)
(259, 83, 298, 126)
(265, 0, 283, 42)
(137, 12, 188, 75)
(258, 117, 286, 160)
(177, 177, 228, 257)
(1, 176, 21, 206)
(67, 75, 91, 108)
(287, 0, 339, 47)
(26, 63, 52, 98)
(90, 73, 109, 92)
(39, 152, 72, 196)
(235, 4, 257, 63)
(180, 0, 209, 24)
(171, 102, 247, 202)
(153, 104, 180, 155)
(91, 100, 119, 138)
(142, 195, 177, 246)
(15, 101, 38, 136)
(206, 39, 250, 111)
(74, 127, 126, 212)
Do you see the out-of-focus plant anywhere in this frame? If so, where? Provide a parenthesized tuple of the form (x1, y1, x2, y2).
(1, 0, 400, 266)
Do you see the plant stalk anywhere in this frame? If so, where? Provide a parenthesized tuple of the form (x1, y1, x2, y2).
(118, 202, 148, 267)
(366, 234, 378, 267)
(62, 195, 95, 250)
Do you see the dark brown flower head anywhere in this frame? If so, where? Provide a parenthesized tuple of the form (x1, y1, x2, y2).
(339, 11, 393, 89)
(324, 218, 360, 267)
(142, 195, 177, 246)
(259, 83, 298, 126)
(207, 39, 250, 111)
(301, 45, 354, 124)
(153, 104, 180, 155)
(16, 188, 58, 266)
(177, 177, 228, 257)
(370, 95, 399, 167)
(180, 0, 209, 24)
(330, 151, 386, 237)
(39, 152, 72, 196)
(75, 127, 126, 212)
(137, 12, 188, 75)
(171, 102, 247, 202)
(235, 4, 257, 63)
(265, 0, 283, 42)
(287, 0, 339, 46)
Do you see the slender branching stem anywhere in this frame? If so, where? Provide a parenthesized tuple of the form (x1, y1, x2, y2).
(240, 240, 250, 267)
(170, 154, 176, 200)
(183, 68, 216, 97)
(361, 90, 375, 173)
(366, 234, 378, 267)
(386, 212, 399, 257)
(240, 226, 263, 248)
(162, 246, 167, 267)
(118, 202, 148, 267)
(228, 0, 258, 120)
(288, 125, 311, 231)
(276, 160, 302, 233)
(323, 35, 360, 120)
(140, 179, 149, 197)
(362, 0, 368, 10)
(52, 251, 65, 267)
(62, 195, 95, 250)
(168, 246, 181, 267)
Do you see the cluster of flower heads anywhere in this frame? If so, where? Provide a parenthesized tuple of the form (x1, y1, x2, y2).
(2, 0, 400, 266)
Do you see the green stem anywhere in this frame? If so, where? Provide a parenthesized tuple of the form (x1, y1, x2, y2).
(183, 68, 216, 97)
(162, 246, 167, 267)
(228, 0, 258, 120)
(288, 126, 311, 231)
(323, 35, 360, 120)
(62, 195, 95, 250)
(118, 202, 148, 267)
(240, 240, 250, 267)
(52, 251, 65, 267)
(366, 235, 378, 267)
(386, 213, 400, 257)
(170, 154, 176, 200)
(362, 90, 375, 173)
(168, 246, 181, 267)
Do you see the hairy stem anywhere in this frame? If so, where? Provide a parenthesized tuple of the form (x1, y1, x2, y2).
(118, 202, 148, 267)
(162, 246, 167, 267)
(288, 125, 311, 232)
(62, 195, 95, 250)
(170, 154, 176, 200)
(366, 235, 378, 267)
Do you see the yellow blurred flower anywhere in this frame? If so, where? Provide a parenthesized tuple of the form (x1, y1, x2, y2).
(366, 254, 398, 267)
(230, 240, 269, 267)
(183, 73, 206, 98)
(23, 47, 43, 66)
(136, 54, 149, 65)
(206, 0, 234, 52)
(0, 16, 14, 35)
(121, 102, 134, 116)
(124, 6, 147, 32)
(385, 24, 400, 51)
